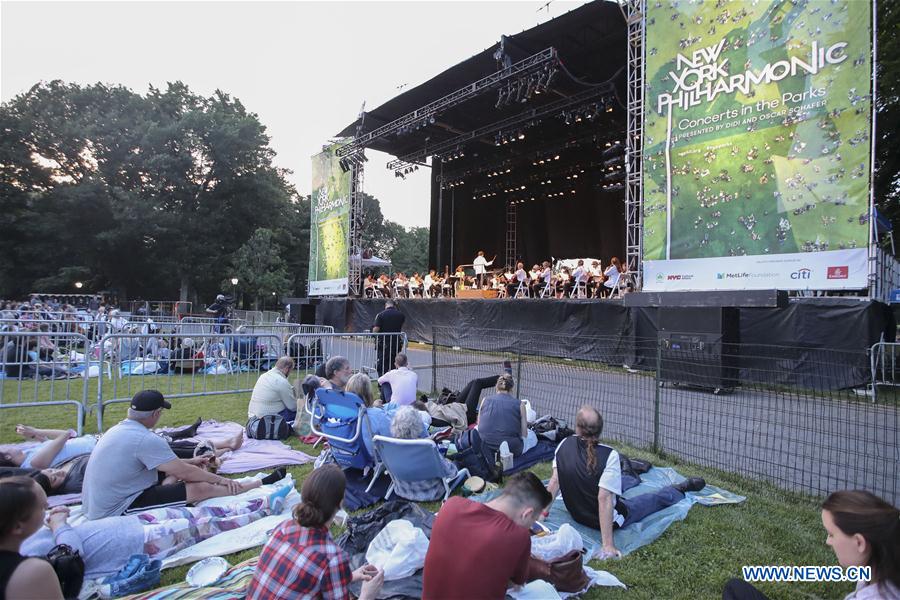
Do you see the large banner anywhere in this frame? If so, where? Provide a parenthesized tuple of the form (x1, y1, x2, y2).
(308, 143, 351, 296)
(642, 0, 873, 291)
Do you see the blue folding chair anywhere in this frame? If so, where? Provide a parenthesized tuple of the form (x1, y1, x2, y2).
(309, 388, 376, 472)
(372, 435, 470, 501)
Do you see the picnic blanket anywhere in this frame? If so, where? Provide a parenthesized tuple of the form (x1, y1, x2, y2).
(115, 557, 260, 600)
(342, 468, 392, 512)
(472, 466, 745, 558)
(506, 439, 558, 474)
(158, 420, 314, 474)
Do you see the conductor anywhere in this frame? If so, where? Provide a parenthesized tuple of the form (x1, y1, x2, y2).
(373, 300, 405, 377)
(473, 251, 496, 289)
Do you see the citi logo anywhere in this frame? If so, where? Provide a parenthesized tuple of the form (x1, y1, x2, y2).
(791, 268, 811, 280)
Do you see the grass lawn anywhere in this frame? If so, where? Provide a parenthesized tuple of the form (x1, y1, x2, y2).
(0, 378, 853, 600)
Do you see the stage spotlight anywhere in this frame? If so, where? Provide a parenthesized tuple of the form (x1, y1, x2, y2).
(525, 76, 536, 99)
(554, 154, 560, 160)
(564, 113, 572, 126)
(495, 89, 505, 108)
(429, 116, 436, 124)
(517, 131, 525, 140)
(339, 158, 350, 173)
(545, 66, 558, 88)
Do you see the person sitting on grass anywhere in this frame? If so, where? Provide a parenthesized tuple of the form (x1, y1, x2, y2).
(422, 471, 552, 600)
(387, 406, 459, 502)
(377, 352, 418, 406)
(248, 356, 298, 422)
(723, 490, 900, 600)
(247, 464, 384, 600)
(323, 355, 353, 392)
(2, 421, 247, 496)
(476, 373, 538, 458)
(546, 405, 705, 559)
(82, 390, 265, 520)
(0, 477, 65, 599)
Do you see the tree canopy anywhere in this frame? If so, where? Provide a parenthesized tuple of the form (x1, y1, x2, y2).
(0, 81, 428, 303)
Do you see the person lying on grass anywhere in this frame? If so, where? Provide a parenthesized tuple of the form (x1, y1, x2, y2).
(723, 489, 899, 600)
(1, 419, 245, 496)
(81, 390, 266, 520)
(247, 464, 384, 600)
(20, 477, 293, 580)
(546, 405, 705, 559)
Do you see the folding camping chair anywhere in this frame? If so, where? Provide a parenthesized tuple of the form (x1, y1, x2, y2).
(309, 388, 379, 480)
(372, 435, 470, 501)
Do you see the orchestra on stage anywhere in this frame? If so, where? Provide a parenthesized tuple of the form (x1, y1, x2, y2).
(362, 251, 633, 299)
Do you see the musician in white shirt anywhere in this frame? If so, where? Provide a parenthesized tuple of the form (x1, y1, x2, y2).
(571, 260, 589, 297)
(472, 251, 495, 289)
(603, 257, 624, 297)
(540, 261, 553, 297)
(509, 262, 529, 298)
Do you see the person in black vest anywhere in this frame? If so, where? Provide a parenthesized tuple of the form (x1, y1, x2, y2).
(372, 300, 405, 377)
(546, 406, 705, 559)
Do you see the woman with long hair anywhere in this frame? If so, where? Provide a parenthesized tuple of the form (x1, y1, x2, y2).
(0, 476, 64, 599)
(724, 489, 899, 599)
(247, 465, 383, 600)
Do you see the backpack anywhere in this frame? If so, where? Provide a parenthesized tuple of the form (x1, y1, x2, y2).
(46, 543, 85, 600)
(451, 428, 503, 483)
(246, 414, 292, 440)
(436, 387, 458, 405)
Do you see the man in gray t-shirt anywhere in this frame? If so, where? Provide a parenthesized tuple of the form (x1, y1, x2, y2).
(82, 390, 254, 520)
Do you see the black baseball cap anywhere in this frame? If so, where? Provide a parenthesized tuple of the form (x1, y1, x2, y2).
(131, 390, 171, 411)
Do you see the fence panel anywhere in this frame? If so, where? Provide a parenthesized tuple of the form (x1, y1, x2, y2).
(286, 332, 407, 379)
(428, 326, 899, 504)
(871, 341, 899, 401)
(95, 332, 283, 431)
(0, 331, 90, 434)
(656, 341, 899, 504)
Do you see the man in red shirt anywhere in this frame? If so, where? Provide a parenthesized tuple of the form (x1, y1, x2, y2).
(422, 472, 552, 600)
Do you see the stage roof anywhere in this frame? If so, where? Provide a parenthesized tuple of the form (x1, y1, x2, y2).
(336, 0, 628, 158)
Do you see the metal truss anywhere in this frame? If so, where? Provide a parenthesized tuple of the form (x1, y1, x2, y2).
(348, 159, 364, 296)
(621, 0, 645, 289)
(505, 201, 517, 270)
(387, 84, 618, 171)
(336, 48, 559, 158)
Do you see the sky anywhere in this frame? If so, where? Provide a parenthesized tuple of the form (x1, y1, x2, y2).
(1, 0, 590, 228)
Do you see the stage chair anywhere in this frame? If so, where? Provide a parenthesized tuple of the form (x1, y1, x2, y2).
(514, 281, 529, 298)
(570, 280, 587, 299)
(538, 281, 554, 298)
(608, 272, 634, 299)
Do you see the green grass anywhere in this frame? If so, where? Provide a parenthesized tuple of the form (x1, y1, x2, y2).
(0, 379, 853, 599)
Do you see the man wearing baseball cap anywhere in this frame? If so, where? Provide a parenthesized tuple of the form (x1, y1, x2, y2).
(82, 390, 256, 520)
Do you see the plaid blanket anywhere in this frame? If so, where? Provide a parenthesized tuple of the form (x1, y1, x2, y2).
(124, 557, 259, 600)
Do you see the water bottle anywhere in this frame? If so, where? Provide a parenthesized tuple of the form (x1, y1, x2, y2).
(499, 441, 513, 472)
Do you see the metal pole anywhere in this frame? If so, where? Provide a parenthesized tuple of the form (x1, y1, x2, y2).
(516, 351, 523, 400)
(867, 0, 879, 299)
(653, 336, 661, 454)
(431, 326, 438, 395)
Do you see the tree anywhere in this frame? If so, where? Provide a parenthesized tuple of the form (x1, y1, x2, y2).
(389, 226, 430, 275)
(227, 228, 291, 309)
(0, 81, 296, 301)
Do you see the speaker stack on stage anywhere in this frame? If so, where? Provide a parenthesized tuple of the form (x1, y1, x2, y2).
(657, 307, 740, 393)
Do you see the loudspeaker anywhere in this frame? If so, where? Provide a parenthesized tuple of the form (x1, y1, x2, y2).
(658, 307, 739, 391)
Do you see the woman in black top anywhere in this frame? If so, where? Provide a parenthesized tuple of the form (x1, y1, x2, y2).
(0, 476, 63, 599)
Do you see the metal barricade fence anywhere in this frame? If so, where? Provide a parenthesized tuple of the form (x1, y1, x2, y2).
(239, 324, 334, 353)
(286, 332, 408, 379)
(871, 340, 900, 400)
(95, 332, 283, 431)
(428, 327, 899, 505)
(176, 317, 239, 336)
(0, 331, 90, 434)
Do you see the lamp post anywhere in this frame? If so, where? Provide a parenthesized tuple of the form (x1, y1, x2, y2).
(230, 278, 238, 307)
(74, 281, 83, 290)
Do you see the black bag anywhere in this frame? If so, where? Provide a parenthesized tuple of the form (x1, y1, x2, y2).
(436, 387, 458, 405)
(46, 544, 85, 600)
(530, 416, 574, 442)
(451, 428, 502, 483)
(246, 414, 292, 440)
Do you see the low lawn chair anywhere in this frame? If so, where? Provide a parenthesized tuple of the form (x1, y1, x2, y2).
(372, 435, 470, 501)
(309, 388, 379, 477)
